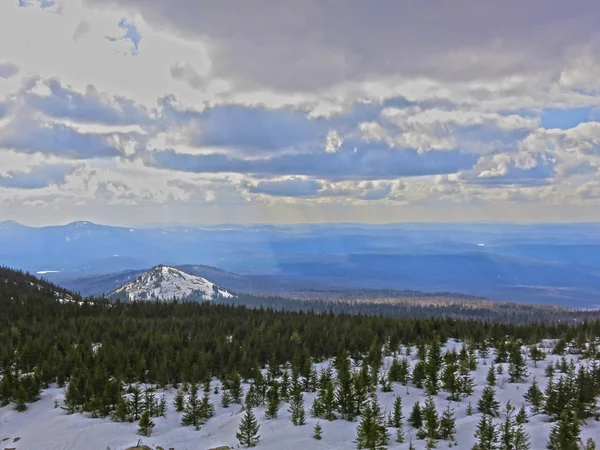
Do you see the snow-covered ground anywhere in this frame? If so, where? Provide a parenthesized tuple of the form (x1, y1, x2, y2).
(111, 265, 233, 302)
(1, 341, 599, 450)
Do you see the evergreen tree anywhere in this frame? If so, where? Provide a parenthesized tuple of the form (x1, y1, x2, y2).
(237, 405, 260, 448)
(412, 361, 426, 389)
(478, 386, 500, 417)
(221, 388, 231, 408)
(516, 405, 528, 425)
(418, 395, 439, 443)
(129, 385, 143, 421)
(529, 346, 546, 368)
(487, 365, 497, 386)
(439, 403, 456, 442)
(313, 422, 323, 440)
(508, 346, 528, 383)
(459, 363, 475, 397)
(289, 388, 306, 425)
(336, 350, 357, 421)
(442, 359, 460, 401)
(472, 414, 498, 450)
(409, 401, 422, 429)
(466, 402, 474, 416)
(158, 395, 167, 417)
(355, 398, 389, 450)
(112, 392, 130, 422)
(547, 404, 580, 450)
(181, 383, 203, 430)
(230, 372, 243, 404)
(392, 396, 404, 428)
(583, 439, 597, 450)
(13, 383, 27, 412)
(545, 362, 555, 379)
(265, 382, 280, 419)
(200, 389, 215, 421)
(523, 378, 544, 414)
(138, 409, 155, 437)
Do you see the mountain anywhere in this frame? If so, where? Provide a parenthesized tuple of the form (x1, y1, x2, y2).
(110, 265, 233, 302)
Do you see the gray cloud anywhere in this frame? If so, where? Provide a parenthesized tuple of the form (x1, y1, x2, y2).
(73, 20, 91, 41)
(19, 78, 155, 126)
(249, 177, 322, 197)
(0, 163, 78, 189)
(170, 63, 206, 90)
(0, 62, 19, 79)
(148, 144, 476, 180)
(87, 0, 600, 91)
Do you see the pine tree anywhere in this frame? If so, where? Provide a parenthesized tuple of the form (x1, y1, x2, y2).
(230, 372, 243, 404)
(513, 423, 530, 450)
(355, 398, 389, 450)
(113, 392, 130, 422)
(442, 359, 460, 401)
(523, 377, 544, 414)
(13, 383, 27, 412)
(545, 362, 555, 379)
(265, 382, 280, 419)
(182, 383, 202, 430)
(419, 395, 439, 443)
(138, 409, 155, 437)
(508, 346, 528, 383)
(583, 439, 597, 450)
(439, 403, 456, 442)
(313, 422, 323, 440)
(472, 414, 498, 450)
(529, 346, 545, 368)
(129, 385, 142, 421)
(237, 405, 260, 448)
(173, 387, 185, 412)
(412, 361, 426, 389)
(409, 401, 423, 429)
(466, 402, 474, 416)
(499, 402, 516, 450)
(392, 396, 404, 428)
(158, 395, 167, 417)
(487, 365, 497, 386)
(221, 388, 231, 408)
(547, 404, 581, 450)
(459, 364, 475, 397)
(289, 388, 306, 425)
(199, 389, 214, 421)
(478, 386, 500, 417)
(516, 404, 528, 424)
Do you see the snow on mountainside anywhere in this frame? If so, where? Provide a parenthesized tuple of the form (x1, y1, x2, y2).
(111, 265, 233, 302)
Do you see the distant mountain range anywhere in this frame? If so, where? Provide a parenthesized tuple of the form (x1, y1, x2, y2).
(3, 220, 600, 307)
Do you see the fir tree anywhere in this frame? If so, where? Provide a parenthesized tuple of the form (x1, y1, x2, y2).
(466, 402, 474, 416)
(478, 386, 500, 417)
(547, 404, 580, 450)
(200, 389, 214, 421)
(237, 405, 260, 448)
(138, 409, 155, 437)
(313, 422, 323, 440)
(419, 395, 439, 443)
(459, 363, 475, 397)
(508, 346, 528, 383)
(409, 401, 423, 429)
(158, 395, 167, 417)
(412, 361, 426, 389)
(13, 383, 27, 412)
(442, 359, 460, 401)
(529, 346, 546, 368)
(487, 365, 497, 386)
(221, 389, 231, 408)
(113, 392, 130, 422)
(439, 403, 456, 442)
(472, 414, 498, 450)
(181, 383, 203, 430)
(265, 382, 280, 419)
(289, 388, 306, 425)
(523, 378, 544, 414)
(583, 439, 597, 450)
(355, 398, 389, 450)
(129, 385, 143, 421)
(545, 362, 555, 379)
(516, 404, 528, 424)
(392, 396, 404, 428)
(230, 372, 243, 404)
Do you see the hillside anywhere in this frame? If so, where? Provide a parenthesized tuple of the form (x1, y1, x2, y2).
(110, 265, 233, 302)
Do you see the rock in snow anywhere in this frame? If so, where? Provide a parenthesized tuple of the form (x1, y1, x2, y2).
(111, 265, 233, 302)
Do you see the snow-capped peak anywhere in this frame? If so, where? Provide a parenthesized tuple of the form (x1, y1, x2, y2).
(111, 265, 233, 302)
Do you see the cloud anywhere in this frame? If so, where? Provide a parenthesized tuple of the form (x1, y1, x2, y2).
(0, 62, 19, 79)
(73, 20, 91, 41)
(148, 144, 476, 180)
(170, 63, 207, 90)
(18, 77, 155, 126)
(249, 177, 322, 197)
(0, 163, 78, 189)
(0, 117, 137, 159)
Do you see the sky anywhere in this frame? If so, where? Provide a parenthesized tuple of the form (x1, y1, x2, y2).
(1, 1, 600, 225)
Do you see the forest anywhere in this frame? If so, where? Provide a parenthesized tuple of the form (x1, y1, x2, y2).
(1, 266, 600, 449)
